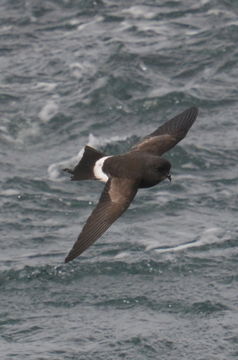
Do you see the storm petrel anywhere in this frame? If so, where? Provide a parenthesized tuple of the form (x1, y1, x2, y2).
(64, 106, 198, 263)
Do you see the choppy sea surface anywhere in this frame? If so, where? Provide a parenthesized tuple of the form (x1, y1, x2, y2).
(1, 0, 238, 359)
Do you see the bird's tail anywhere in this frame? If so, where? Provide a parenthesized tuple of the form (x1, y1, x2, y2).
(64, 145, 105, 181)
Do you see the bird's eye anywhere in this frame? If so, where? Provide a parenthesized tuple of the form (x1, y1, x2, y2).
(157, 165, 166, 172)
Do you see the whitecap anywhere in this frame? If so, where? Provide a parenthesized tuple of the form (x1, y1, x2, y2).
(38, 100, 59, 123)
(0, 25, 13, 32)
(0, 121, 41, 145)
(121, 6, 156, 19)
(17, 122, 41, 143)
(154, 227, 224, 254)
(114, 252, 130, 260)
(69, 62, 96, 80)
(0, 189, 21, 196)
(0, 124, 15, 143)
(33, 82, 57, 92)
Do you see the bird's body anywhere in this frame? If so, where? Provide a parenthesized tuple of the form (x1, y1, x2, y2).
(63, 106, 198, 263)
(98, 152, 171, 188)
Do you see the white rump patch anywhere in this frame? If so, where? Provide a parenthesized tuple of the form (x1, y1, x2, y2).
(94, 156, 111, 182)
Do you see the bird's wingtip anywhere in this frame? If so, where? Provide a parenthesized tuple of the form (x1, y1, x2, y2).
(64, 254, 71, 263)
(190, 105, 199, 114)
(64, 250, 78, 263)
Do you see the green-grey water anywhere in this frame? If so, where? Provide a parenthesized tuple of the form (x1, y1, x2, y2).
(0, 1, 238, 359)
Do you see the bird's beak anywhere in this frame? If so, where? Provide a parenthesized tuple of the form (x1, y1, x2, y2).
(167, 174, 172, 182)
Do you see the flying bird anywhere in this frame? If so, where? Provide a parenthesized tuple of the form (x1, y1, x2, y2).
(64, 106, 198, 263)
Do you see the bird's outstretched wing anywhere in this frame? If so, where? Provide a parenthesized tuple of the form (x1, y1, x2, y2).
(132, 106, 198, 156)
(65, 178, 138, 263)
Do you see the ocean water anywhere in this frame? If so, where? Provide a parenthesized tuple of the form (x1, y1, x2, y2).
(1, 0, 238, 359)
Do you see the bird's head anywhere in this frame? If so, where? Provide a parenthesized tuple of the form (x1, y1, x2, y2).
(156, 157, 172, 182)
(139, 156, 171, 188)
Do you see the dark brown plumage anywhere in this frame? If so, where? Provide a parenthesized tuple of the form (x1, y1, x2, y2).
(64, 106, 198, 263)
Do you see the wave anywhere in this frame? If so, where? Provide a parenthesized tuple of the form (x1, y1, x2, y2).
(1, 225, 234, 285)
(152, 227, 229, 254)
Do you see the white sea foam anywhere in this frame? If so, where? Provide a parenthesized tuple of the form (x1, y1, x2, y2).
(38, 100, 59, 123)
(153, 227, 224, 254)
(17, 122, 41, 142)
(69, 62, 96, 79)
(121, 6, 156, 19)
(33, 82, 57, 92)
(114, 252, 131, 260)
(76, 16, 103, 31)
(0, 124, 15, 143)
(0, 189, 21, 196)
(0, 119, 41, 145)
